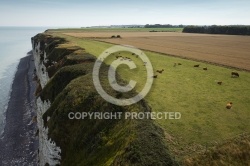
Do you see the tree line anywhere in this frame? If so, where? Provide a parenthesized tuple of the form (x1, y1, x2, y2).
(144, 24, 184, 28)
(183, 25, 250, 35)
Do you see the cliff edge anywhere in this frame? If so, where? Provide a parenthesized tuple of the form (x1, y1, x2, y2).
(31, 33, 176, 166)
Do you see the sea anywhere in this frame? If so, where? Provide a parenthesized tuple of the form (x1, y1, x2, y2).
(0, 27, 48, 136)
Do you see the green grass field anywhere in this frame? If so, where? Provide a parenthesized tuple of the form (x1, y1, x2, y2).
(48, 31, 250, 160)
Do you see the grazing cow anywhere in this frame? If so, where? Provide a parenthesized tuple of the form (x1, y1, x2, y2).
(217, 81, 222, 85)
(203, 67, 208, 70)
(152, 75, 158, 78)
(156, 69, 164, 74)
(231, 72, 239, 78)
(226, 102, 233, 109)
(132, 53, 135, 55)
(116, 55, 122, 59)
(194, 64, 200, 67)
(178, 63, 182, 65)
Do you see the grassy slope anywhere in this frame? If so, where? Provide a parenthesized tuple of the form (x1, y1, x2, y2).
(184, 133, 250, 165)
(34, 34, 176, 166)
(49, 31, 250, 161)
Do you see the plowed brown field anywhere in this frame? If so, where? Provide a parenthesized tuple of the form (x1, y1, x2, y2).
(64, 32, 250, 70)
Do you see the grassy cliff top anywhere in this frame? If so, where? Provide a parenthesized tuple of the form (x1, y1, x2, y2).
(33, 33, 177, 165)
(34, 28, 250, 165)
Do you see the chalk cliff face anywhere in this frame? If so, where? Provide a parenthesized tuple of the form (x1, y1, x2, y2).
(33, 41, 49, 88)
(31, 33, 176, 166)
(32, 39, 61, 166)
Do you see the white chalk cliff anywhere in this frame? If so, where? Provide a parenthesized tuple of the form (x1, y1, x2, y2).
(32, 40, 61, 166)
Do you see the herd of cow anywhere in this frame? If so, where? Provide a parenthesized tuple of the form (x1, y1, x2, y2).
(113, 52, 240, 110)
(151, 62, 240, 110)
(193, 64, 240, 85)
(151, 62, 240, 81)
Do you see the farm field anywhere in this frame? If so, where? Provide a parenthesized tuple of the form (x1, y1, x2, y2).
(64, 31, 250, 71)
(49, 30, 250, 163)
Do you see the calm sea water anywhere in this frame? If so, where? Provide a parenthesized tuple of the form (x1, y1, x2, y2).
(0, 27, 47, 135)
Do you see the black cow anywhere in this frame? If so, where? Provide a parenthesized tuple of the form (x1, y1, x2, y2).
(231, 72, 239, 78)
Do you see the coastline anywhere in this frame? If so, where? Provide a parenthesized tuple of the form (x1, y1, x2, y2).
(0, 52, 38, 165)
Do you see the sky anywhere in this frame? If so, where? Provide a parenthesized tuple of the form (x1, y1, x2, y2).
(0, 0, 249, 27)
